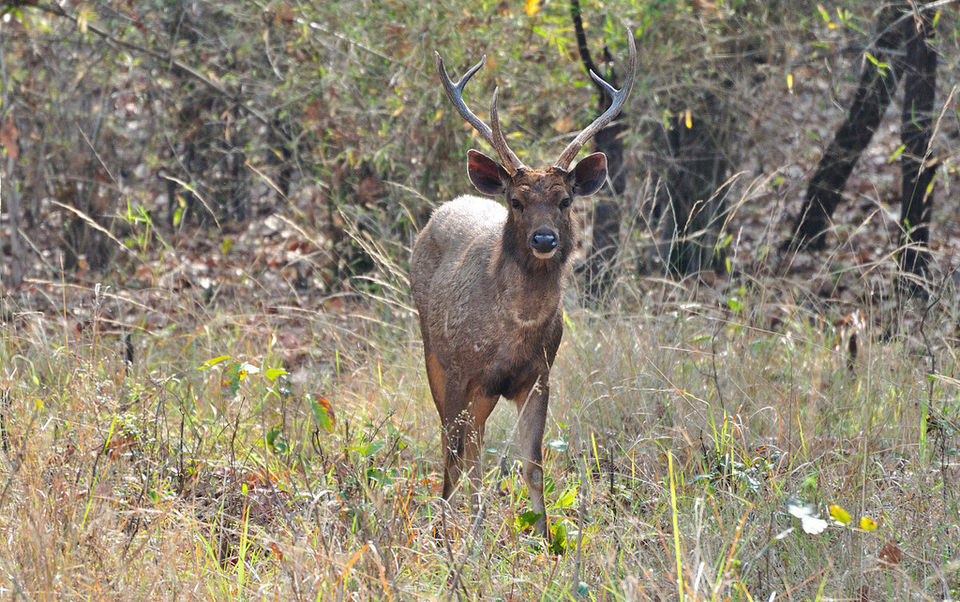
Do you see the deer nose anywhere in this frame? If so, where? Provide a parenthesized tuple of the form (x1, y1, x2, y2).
(530, 227, 558, 253)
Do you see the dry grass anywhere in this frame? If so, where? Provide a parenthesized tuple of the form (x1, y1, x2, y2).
(2, 242, 960, 599)
(2, 1, 960, 599)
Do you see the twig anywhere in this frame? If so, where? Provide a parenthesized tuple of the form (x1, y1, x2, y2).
(298, 18, 396, 64)
(50, 200, 138, 260)
(0, 388, 9, 454)
(77, 124, 117, 186)
(572, 416, 588, 594)
(917, 269, 954, 508)
(160, 175, 221, 229)
(30, 1, 287, 142)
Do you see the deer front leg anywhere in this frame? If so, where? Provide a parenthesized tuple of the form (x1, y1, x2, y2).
(513, 376, 549, 537)
(458, 392, 497, 530)
(436, 385, 497, 536)
(440, 380, 469, 503)
(424, 349, 447, 419)
(440, 382, 497, 497)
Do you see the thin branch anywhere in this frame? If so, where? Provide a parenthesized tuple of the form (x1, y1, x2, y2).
(50, 199, 139, 260)
(30, 1, 288, 142)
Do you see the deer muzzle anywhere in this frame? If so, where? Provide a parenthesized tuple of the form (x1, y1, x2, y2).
(530, 226, 559, 258)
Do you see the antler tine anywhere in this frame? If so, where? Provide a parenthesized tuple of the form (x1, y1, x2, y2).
(554, 29, 638, 170)
(435, 51, 525, 174)
(435, 52, 493, 142)
(489, 87, 525, 173)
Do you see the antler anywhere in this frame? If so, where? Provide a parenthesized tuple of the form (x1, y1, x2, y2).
(435, 52, 526, 174)
(553, 29, 637, 171)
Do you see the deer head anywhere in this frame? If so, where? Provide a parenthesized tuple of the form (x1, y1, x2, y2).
(435, 31, 637, 269)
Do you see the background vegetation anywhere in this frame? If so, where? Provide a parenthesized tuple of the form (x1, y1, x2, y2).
(1, 0, 960, 598)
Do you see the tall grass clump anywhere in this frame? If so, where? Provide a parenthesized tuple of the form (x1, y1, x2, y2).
(3, 244, 960, 598)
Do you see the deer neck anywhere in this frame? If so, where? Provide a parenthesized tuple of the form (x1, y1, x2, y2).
(490, 236, 565, 329)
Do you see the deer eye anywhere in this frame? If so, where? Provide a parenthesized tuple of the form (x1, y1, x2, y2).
(559, 197, 572, 210)
(510, 199, 523, 212)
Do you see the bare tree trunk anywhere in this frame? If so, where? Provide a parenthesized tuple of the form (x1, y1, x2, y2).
(897, 8, 937, 295)
(3, 154, 23, 290)
(571, 0, 627, 302)
(787, 4, 909, 250)
(0, 35, 20, 291)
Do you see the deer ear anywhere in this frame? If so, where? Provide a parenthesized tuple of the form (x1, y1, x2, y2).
(467, 150, 510, 195)
(569, 152, 607, 197)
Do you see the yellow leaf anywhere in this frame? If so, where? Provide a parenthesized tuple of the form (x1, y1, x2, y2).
(684, 110, 692, 129)
(829, 504, 851, 525)
(786, 73, 794, 91)
(524, 0, 540, 16)
(860, 516, 878, 531)
(200, 355, 232, 370)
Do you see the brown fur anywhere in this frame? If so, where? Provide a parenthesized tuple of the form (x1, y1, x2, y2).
(419, 34, 633, 536)
(411, 161, 603, 536)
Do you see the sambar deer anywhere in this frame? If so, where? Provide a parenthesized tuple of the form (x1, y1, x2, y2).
(411, 32, 636, 536)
